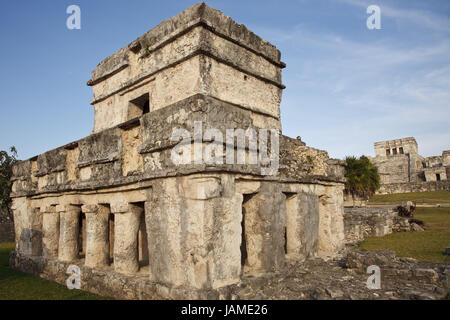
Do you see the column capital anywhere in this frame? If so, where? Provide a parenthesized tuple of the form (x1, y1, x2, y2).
(55, 204, 81, 213)
(111, 203, 144, 214)
(82, 204, 99, 214)
(41, 206, 56, 214)
(110, 203, 129, 214)
(55, 204, 67, 213)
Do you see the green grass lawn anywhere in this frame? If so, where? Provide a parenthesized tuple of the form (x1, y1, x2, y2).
(0, 243, 110, 300)
(358, 207, 450, 263)
(369, 190, 450, 205)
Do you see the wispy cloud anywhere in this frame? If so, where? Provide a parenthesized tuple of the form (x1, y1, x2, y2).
(254, 7, 450, 158)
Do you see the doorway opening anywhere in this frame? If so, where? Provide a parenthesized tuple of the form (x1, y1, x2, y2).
(127, 93, 150, 120)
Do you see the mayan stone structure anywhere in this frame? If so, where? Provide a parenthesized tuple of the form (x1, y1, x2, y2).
(343, 207, 414, 245)
(370, 137, 450, 194)
(9, 3, 346, 299)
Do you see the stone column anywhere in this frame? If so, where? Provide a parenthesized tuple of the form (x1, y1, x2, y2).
(82, 204, 110, 268)
(147, 175, 244, 290)
(242, 183, 286, 275)
(57, 205, 80, 262)
(42, 206, 60, 259)
(112, 203, 142, 274)
(11, 197, 40, 256)
(30, 208, 43, 256)
(317, 184, 345, 258)
(285, 192, 319, 261)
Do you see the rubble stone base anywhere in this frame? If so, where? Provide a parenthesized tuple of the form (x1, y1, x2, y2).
(9, 251, 220, 300)
(10, 249, 450, 300)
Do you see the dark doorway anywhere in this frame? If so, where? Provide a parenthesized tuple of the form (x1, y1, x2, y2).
(241, 194, 256, 268)
(284, 227, 287, 254)
(138, 205, 149, 269)
(78, 212, 86, 258)
(436, 174, 441, 181)
(128, 93, 150, 120)
(109, 213, 115, 264)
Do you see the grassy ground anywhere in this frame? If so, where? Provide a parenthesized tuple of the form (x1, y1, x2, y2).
(358, 207, 450, 263)
(369, 190, 450, 205)
(0, 242, 110, 300)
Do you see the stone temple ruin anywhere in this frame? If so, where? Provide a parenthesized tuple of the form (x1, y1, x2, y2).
(370, 137, 450, 194)
(9, 3, 347, 299)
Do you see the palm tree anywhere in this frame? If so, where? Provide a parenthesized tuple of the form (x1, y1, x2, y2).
(345, 155, 380, 206)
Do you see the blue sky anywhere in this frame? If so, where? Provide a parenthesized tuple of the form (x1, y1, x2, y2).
(0, 0, 449, 160)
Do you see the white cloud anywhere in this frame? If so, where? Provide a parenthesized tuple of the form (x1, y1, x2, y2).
(254, 11, 450, 159)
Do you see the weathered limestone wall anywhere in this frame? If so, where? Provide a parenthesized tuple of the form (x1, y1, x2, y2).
(424, 167, 447, 182)
(11, 197, 41, 255)
(377, 180, 450, 194)
(279, 136, 345, 181)
(374, 137, 418, 157)
(372, 137, 449, 192)
(89, 3, 285, 133)
(423, 156, 443, 168)
(278, 136, 346, 258)
(343, 207, 411, 244)
(11, 94, 348, 202)
(372, 137, 425, 185)
(371, 155, 411, 185)
(10, 174, 343, 296)
(443, 151, 450, 180)
(146, 175, 242, 289)
(239, 183, 287, 276)
(443, 151, 450, 167)
(279, 181, 345, 259)
(284, 192, 319, 261)
(317, 184, 345, 258)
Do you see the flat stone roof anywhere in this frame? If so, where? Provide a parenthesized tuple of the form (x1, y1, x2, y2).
(87, 2, 284, 86)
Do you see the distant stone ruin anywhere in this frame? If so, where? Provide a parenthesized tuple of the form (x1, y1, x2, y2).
(370, 137, 450, 194)
(343, 206, 420, 245)
(9, 3, 347, 299)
